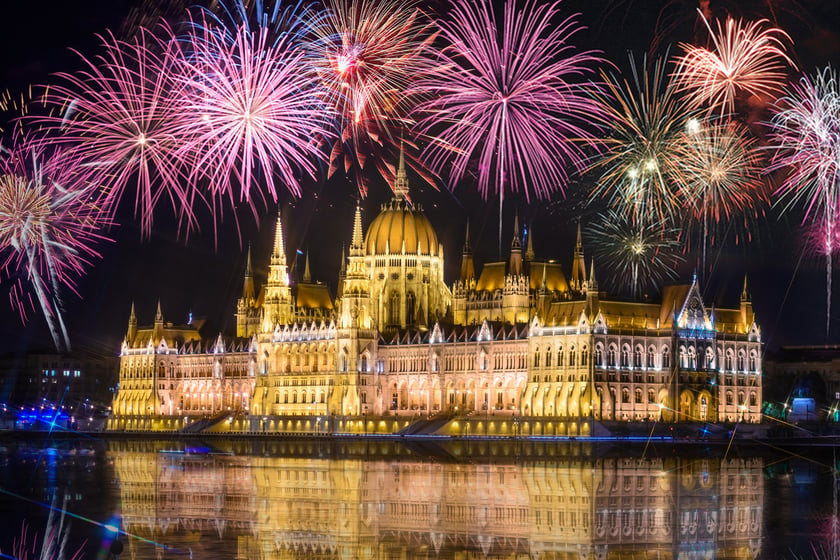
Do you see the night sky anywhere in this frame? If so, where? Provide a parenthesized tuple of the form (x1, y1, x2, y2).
(1, 0, 840, 358)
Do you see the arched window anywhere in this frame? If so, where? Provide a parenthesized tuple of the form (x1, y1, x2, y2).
(534, 348, 540, 368)
(749, 351, 757, 372)
(635, 389, 643, 404)
(648, 389, 655, 403)
(581, 346, 589, 367)
(620, 346, 630, 368)
(662, 348, 670, 369)
(569, 346, 577, 367)
(622, 389, 630, 403)
(390, 291, 400, 325)
(726, 391, 733, 406)
(275, 391, 280, 404)
(688, 347, 697, 370)
(558, 347, 565, 367)
(546, 347, 552, 368)
(595, 346, 603, 367)
(737, 351, 746, 372)
(738, 392, 745, 406)
(634, 347, 642, 368)
(430, 353, 439, 372)
(705, 348, 715, 369)
(405, 291, 416, 325)
(647, 347, 655, 368)
(293, 392, 298, 404)
(679, 346, 687, 368)
(360, 355, 368, 373)
(283, 391, 289, 404)
(725, 350, 734, 371)
(608, 346, 617, 367)
(749, 393, 757, 406)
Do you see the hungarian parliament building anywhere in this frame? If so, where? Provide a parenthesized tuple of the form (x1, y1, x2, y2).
(108, 155, 763, 435)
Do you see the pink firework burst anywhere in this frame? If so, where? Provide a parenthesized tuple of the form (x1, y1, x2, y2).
(0, 133, 111, 351)
(769, 67, 840, 337)
(306, 0, 434, 195)
(178, 14, 333, 213)
(43, 27, 191, 236)
(674, 13, 795, 115)
(413, 0, 606, 252)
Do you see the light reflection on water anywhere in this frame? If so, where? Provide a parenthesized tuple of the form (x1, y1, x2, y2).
(0, 439, 836, 559)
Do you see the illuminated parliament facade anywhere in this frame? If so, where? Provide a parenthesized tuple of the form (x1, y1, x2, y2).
(108, 156, 763, 435)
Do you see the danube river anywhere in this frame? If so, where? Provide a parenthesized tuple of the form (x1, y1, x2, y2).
(0, 437, 835, 559)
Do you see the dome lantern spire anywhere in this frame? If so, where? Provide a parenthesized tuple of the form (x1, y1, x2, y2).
(394, 140, 409, 200)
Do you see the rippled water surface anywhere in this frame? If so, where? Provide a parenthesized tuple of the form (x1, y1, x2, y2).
(0, 437, 836, 559)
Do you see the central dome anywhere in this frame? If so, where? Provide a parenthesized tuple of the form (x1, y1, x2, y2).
(365, 199, 439, 256)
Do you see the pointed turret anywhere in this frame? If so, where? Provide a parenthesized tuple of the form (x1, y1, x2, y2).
(460, 219, 475, 283)
(302, 251, 312, 283)
(525, 224, 535, 262)
(242, 244, 255, 302)
(393, 141, 409, 199)
(571, 222, 586, 292)
(509, 212, 522, 276)
(350, 203, 364, 257)
(587, 260, 598, 292)
(127, 302, 138, 344)
(262, 210, 293, 330)
(271, 212, 287, 269)
(740, 274, 754, 329)
(153, 300, 164, 342)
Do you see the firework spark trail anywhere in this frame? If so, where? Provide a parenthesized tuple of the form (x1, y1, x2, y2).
(0, 135, 111, 351)
(306, 0, 433, 195)
(768, 67, 840, 338)
(414, 0, 606, 255)
(178, 13, 333, 221)
(674, 11, 794, 115)
(42, 27, 192, 237)
(673, 117, 767, 277)
(586, 210, 684, 297)
(588, 54, 693, 225)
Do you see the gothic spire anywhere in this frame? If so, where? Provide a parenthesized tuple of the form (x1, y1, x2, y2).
(350, 202, 364, 256)
(271, 211, 287, 267)
(571, 221, 586, 292)
(741, 274, 750, 301)
(587, 260, 598, 292)
(303, 250, 312, 283)
(127, 301, 137, 343)
(525, 223, 535, 261)
(511, 212, 522, 251)
(509, 212, 522, 276)
(155, 300, 163, 323)
(242, 244, 255, 301)
(460, 219, 475, 283)
(463, 219, 471, 252)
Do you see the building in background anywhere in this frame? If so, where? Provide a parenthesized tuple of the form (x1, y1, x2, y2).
(108, 154, 762, 434)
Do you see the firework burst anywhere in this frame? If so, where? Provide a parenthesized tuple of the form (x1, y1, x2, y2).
(768, 67, 840, 337)
(306, 0, 433, 194)
(587, 210, 685, 298)
(588, 54, 693, 224)
(673, 117, 766, 272)
(43, 27, 191, 236)
(0, 134, 110, 351)
(674, 13, 794, 115)
(414, 0, 605, 253)
(178, 13, 333, 215)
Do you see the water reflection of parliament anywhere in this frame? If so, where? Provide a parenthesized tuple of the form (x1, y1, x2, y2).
(114, 442, 763, 559)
